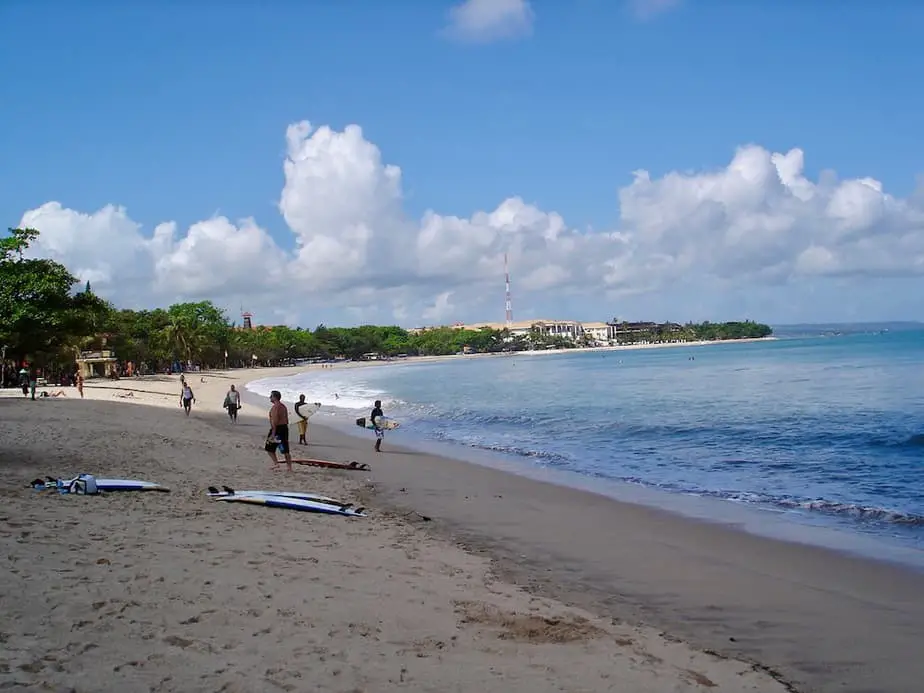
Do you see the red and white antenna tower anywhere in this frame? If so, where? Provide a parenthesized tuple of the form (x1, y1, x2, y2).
(504, 253, 513, 329)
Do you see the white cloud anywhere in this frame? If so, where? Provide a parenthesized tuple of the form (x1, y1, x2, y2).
(16, 122, 924, 328)
(280, 122, 409, 291)
(443, 0, 534, 43)
(422, 291, 456, 322)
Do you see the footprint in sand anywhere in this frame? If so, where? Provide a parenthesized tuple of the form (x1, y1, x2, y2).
(162, 635, 195, 649)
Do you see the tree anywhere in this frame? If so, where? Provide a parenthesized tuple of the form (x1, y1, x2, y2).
(0, 228, 106, 364)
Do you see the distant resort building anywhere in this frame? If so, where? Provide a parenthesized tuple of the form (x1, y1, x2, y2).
(581, 322, 610, 345)
(410, 318, 690, 347)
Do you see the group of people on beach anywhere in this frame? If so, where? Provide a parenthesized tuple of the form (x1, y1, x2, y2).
(15, 368, 83, 401)
(178, 375, 387, 473)
(262, 393, 386, 472)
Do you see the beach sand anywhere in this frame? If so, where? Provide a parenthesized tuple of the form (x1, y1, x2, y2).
(1, 370, 921, 692)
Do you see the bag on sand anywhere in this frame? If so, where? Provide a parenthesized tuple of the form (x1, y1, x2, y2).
(68, 473, 99, 495)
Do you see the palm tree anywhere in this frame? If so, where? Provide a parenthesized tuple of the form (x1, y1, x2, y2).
(162, 315, 203, 365)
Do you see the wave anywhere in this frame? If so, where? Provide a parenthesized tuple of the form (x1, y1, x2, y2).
(245, 373, 387, 410)
(429, 429, 573, 465)
(411, 419, 924, 529)
(774, 498, 924, 526)
(242, 356, 924, 536)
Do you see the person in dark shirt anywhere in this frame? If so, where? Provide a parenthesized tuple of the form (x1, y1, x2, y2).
(370, 399, 384, 453)
(294, 394, 314, 445)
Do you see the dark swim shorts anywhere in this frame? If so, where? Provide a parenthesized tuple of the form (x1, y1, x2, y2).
(264, 424, 290, 454)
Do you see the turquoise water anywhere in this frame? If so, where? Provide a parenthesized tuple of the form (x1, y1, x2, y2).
(248, 332, 924, 549)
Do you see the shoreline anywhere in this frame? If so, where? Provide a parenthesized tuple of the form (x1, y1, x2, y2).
(236, 334, 780, 374)
(0, 378, 799, 692)
(311, 412, 924, 570)
(294, 410, 924, 693)
(14, 369, 924, 692)
(240, 357, 924, 567)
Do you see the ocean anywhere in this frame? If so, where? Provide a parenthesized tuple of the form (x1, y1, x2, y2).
(246, 330, 924, 554)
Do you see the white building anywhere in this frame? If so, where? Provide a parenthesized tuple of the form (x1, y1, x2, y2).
(581, 322, 610, 345)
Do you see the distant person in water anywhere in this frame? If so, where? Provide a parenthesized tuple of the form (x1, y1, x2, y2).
(370, 399, 385, 453)
(180, 382, 195, 415)
(265, 390, 293, 472)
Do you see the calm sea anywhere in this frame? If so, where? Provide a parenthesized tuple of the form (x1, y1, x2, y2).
(247, 330, 924, 553)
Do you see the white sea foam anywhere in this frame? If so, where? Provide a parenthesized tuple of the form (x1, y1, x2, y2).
(245, 370, 388, 410)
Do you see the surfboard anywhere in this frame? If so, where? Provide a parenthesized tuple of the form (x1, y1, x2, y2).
(290, 459, 371, 471)
(215, 494, 366, 517)
(355, 416, 400, 431)
(295, 403, 322, 420)
(31, 476, 170, 493)
(206, 485, 345, 506)
(95, 478, 170, 492)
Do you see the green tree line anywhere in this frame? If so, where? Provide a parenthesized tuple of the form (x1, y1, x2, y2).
(606, 320, 773, 344)
(1, 227, 773, 377)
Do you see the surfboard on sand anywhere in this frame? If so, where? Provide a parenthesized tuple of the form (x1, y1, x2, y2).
(31, 476, 170, 493)
(355, 416, 400, 431)
(290, 459, 371, 471)
(206, 485, 346, 507)
(214, 493, 366, 517)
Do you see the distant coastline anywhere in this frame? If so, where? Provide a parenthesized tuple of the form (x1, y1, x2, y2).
(241, 335, 779, 376)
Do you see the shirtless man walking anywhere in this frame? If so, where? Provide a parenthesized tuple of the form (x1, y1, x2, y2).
(264, 390, 293, 472)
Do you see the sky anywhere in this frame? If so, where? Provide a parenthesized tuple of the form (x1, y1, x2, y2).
(1, 0, 923, 329)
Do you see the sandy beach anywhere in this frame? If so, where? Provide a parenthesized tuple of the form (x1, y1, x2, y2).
(2, 368, 922, 692)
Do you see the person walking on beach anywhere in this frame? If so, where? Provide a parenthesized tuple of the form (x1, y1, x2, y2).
(370, 399, 385, 453)
(180, 382, 195, 416)
(265, 390, 293, 472)
(294, 394, 312, 445)
(223, 384, 241, 423)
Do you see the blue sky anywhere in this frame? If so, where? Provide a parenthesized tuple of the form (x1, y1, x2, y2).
(2, 0, 923, 327)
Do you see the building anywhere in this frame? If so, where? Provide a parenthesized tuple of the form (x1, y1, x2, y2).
(415, 318, 693, 346)
(76, 336, 119, 379)
(457, 320, 535, 338)
(530, 320, 584, 341)
(581, 322, 610, 345)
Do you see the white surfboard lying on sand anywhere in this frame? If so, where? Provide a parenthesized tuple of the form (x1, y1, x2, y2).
(32, 476, 170, 493)
(95, 478, 170, 492)
(206, 485, 344, 506)
(214, 493, 366, 517)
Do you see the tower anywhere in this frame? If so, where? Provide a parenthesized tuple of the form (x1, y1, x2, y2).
(504, 253, 513, 329)
(241, 308, 253, 330)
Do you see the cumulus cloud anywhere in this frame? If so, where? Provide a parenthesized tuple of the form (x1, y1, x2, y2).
(443, 0, 534, 43)
(16, 121, 924, 328)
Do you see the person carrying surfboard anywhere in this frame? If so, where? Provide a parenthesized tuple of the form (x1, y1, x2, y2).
(294, 394, 314, 445)
(265, 390, 293, 472)
(370, 399, 385, 452)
